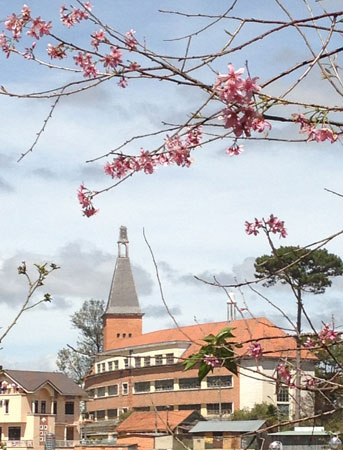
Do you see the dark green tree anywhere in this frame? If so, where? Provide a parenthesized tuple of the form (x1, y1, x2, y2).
(56, 299, 105, 384)
(254, 246, 343, 419)
(231, 402, 280, 427)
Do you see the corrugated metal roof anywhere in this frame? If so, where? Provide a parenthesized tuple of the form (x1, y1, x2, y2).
(270, 431, 330, 436)
(190, 420, 266, 433)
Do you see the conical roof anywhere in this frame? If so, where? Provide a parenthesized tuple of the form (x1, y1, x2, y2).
(104, 226, 142, 316)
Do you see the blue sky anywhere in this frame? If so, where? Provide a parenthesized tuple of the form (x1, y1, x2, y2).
(1, 0, 343, 370)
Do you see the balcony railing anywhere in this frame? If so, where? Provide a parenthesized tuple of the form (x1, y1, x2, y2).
(1, 441, 34, 448)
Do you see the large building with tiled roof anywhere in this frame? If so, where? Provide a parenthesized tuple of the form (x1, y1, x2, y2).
(0, 369, 87, 449)
(84, 227, 316, 427)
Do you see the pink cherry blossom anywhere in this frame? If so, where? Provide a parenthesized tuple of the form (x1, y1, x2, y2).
(101, 46, 123, 69)
(125, 29, 137, 50)
(23, 41, 36, 59)
(5, 13, 24, 40)
(226, 143, 244, 156)
(90, 29, 105, 50)
(293, 114, 338, 143)
(277, 364, 294, 386)
(47, 43, 67, 60)
(0, 32, 11, 58)
(128, 62, 141, 71)
(77, 185, 98, 217)
(73, 52, 98, 78)
(245, 214, 287, 238)
(27, 17, 52, 39)
(303, 337, 314, 348)
(248, 342, 263, 359)
(60, 5, 89, 27)
(318, 323, 339, 344)
(104, 126, 202, 179)
(204, 354, 221, 368)
(118, 77, 128, 88)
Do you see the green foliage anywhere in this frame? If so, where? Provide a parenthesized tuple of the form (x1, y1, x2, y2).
(255, 246, 343, 293)
(231, 402, 281, 427)
(56, 299, 105, 384)
(183, 327, 242, 380)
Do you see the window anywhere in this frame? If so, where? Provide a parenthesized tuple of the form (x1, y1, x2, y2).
(124, 358, 129, 369)
(114, 360, 119, 370)
(277, 387, 289, 402)
(41, 401, 46, 414)
(117, 333, 120, 338)
(135, 357, 141, 368)
(97, 387, 105, 397)
(156, 405, 169, 411)
(53, 401, 57, 415)
(121, 407, 128, 414)
(88, 389, 95, 398)
(128, 333, 132, 337)
(8, 427, 21, 441)
(108, 361, 113, 371)
(207, 376, 233, 388)
(97, 363, 101, 373)
(33, 400, 39, 413)
(155, 354, 163, 365)
(277, 403, 289, 418)
(65, 402, 74, 415)
(101, 363, 106, 372)
(134, 382, 150, 393)
(144, 357, 151, 367)
(107, 409, 118, 418)
(96, 410, 105, 420)
(166, 353, 174, 364)
(206, 403, 232, 415)
(134, 407, 150, 411)
(122, 383, 129, 395)
(5, 399, 9, 414)
(108, 385, 118, 396)
(123, 333, 126, 338)
(155, 379, 174, 391)
(179, 377, 201, 390)
(179, 404, 201, 411)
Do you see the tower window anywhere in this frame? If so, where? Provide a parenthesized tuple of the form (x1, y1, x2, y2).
(123, 333, 126, 338)
(117, 333, 120, 338)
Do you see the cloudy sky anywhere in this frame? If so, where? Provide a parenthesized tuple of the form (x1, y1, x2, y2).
(1, 0, 343, 370)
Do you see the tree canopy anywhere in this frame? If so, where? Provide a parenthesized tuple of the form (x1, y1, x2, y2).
(255, 246, 343, 294)
(56, 299, 104, 384)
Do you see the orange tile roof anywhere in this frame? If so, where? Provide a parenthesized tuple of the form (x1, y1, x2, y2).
(116, 410, 198, 433)
(102, 317, 314, 360)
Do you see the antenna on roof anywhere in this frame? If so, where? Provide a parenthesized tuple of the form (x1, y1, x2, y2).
(227, 292, 236, 322)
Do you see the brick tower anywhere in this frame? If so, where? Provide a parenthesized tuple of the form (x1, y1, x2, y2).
(103, 226, 143, 351)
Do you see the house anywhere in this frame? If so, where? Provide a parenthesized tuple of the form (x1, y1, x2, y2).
(84, 226, 316, 424)
(0, 369, 87, 450)
(190, 419, 267, 450)
(115, 410, 202, 450)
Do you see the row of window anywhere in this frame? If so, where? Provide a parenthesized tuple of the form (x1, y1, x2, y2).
(96, 353, 175, 373)
(90, 403, 233, 420)
(89, 376, 233, 398)
(0, 399, 74, 415)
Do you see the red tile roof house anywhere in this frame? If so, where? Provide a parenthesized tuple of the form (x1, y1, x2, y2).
(0, 369, 87, 450)
(115, 410, 202, 450)
(83, 227, 316, 436)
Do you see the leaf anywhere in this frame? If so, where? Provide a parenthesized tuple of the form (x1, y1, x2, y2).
(198, 363, 212, 381)
(183, 353, 201, 371)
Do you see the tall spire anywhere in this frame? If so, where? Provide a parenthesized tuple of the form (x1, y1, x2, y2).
(105, 226, 142, 316)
